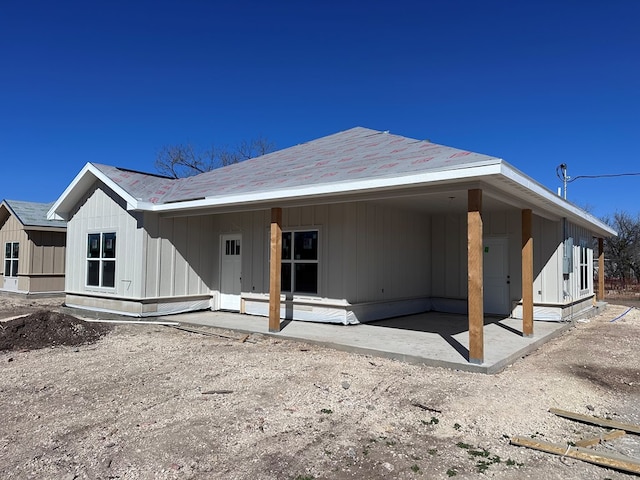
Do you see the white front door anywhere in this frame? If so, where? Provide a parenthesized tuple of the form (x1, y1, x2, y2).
(483, 237, 510, 315)
(220, 234, 242, 311)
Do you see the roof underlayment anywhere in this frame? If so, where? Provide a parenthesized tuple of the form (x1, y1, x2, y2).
(93, 127, 498, 204)
(49, 127, 616, 237)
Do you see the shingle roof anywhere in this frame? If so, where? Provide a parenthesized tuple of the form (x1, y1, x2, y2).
(48, 126, 616, 238)
(93, 127, 499, 205)
(3, 200, 66, 228)
(89, 165, 176, 203)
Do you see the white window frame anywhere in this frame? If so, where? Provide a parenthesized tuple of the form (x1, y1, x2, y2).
(281, 229, 320, 295)
(86, 232, 117, 288)
(578, 239, 591, 294)
(4, 242, 19, 277)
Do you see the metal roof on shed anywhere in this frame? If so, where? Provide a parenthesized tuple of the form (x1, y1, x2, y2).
(3, 200, 66, 228)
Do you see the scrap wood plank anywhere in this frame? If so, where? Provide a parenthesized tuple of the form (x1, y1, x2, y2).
(550, 408, 640, 434)
(575, 430, 626, 448)
(510, 436, 640, 475)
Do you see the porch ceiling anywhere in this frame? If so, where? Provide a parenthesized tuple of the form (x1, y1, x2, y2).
(372, 188, 517, 216)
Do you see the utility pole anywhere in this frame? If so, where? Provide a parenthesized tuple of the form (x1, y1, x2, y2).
(556, 163, 569, 199)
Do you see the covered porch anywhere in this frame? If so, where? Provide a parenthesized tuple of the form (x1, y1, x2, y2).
(264, 187, 609, 365)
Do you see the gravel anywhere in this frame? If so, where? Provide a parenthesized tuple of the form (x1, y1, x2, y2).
(0, 297, 638, 479)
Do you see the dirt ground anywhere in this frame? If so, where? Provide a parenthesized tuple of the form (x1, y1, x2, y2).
(0, 294, 639, 479)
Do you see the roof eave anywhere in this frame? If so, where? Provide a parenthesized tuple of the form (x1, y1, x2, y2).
(499, 163, 616, 237)
(139, 161, 505, 213)
(0, 200, 25, 225)
(139, 160, 614, 238)
(23, 225, 67, 232)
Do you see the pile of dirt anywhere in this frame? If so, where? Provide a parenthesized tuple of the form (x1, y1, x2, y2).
(0, 310, 112, 351)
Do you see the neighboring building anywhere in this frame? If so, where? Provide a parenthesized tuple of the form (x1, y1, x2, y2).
(0, 200, 66, 294)
(48, 127, 615, 363)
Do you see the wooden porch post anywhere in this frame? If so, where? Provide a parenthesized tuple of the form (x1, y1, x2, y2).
(597, 237, 605, 301)
(269, 207, 282, 332)
(522, 209, 534, 337)
(468, 189, 484, 364)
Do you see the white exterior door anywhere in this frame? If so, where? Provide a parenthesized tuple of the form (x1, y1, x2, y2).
(483, 237, 510, 315)
(220, 234, 242, 311)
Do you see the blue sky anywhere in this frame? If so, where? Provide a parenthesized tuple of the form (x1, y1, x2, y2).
(1, 1, 638, 219)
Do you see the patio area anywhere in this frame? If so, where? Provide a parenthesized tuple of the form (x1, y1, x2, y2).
(162, 309, 586, 374)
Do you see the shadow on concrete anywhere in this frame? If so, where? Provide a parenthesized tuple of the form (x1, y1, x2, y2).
(368, 313, 521, 362)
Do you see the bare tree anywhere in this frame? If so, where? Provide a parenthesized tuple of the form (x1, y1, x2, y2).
(156, 137, 275, 178)
(603, 211, 640, 287)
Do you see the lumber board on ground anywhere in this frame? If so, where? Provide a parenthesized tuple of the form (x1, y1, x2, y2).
(550, 408, 640, 434)
(510, 436, 640, 475)
(575, 430, 626, 448)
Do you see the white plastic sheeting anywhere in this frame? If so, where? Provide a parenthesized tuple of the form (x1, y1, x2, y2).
(242, 296, 431, 325)
(65, 298, 212, 318)
(511, 297, 595, 322)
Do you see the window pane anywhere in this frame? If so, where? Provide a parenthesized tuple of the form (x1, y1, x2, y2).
(235, 240, 241, 255)
(11, 260, 18, 276)
(88, 234, 100, 258)
(12, 242, 19, 258)
(5, 243, 10, 258)
(102, 233, 116, 258)
(102, 261, 115, 287)
(4, 260, 10, 276)
(282, 232, 292, 260)
(87, 260, 100, 286)
(281, 263, 291, 292)
(295, 263, 317, 293)
(294, 231, 318, 260)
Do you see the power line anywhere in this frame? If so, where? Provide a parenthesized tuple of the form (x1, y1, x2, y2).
(556, 164, 640, 199)
(567, 172, 640, 183)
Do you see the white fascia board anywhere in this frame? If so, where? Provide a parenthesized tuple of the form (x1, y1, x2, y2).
(47, 163, 94, 220)
(127, 159, 615, 237)
(500, 163, 616, 237)
(142, 161, 504, 213)
(0, 201, 17, 222)
(47, 163, 140, 220)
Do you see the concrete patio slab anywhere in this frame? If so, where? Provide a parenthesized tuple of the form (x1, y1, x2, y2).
(161, 310, 576, 374)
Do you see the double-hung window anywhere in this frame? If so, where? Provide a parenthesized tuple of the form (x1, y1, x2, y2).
(281, 230, 319, 294)
(87, 233, 116, 288)
(4, 242, 19, 277)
